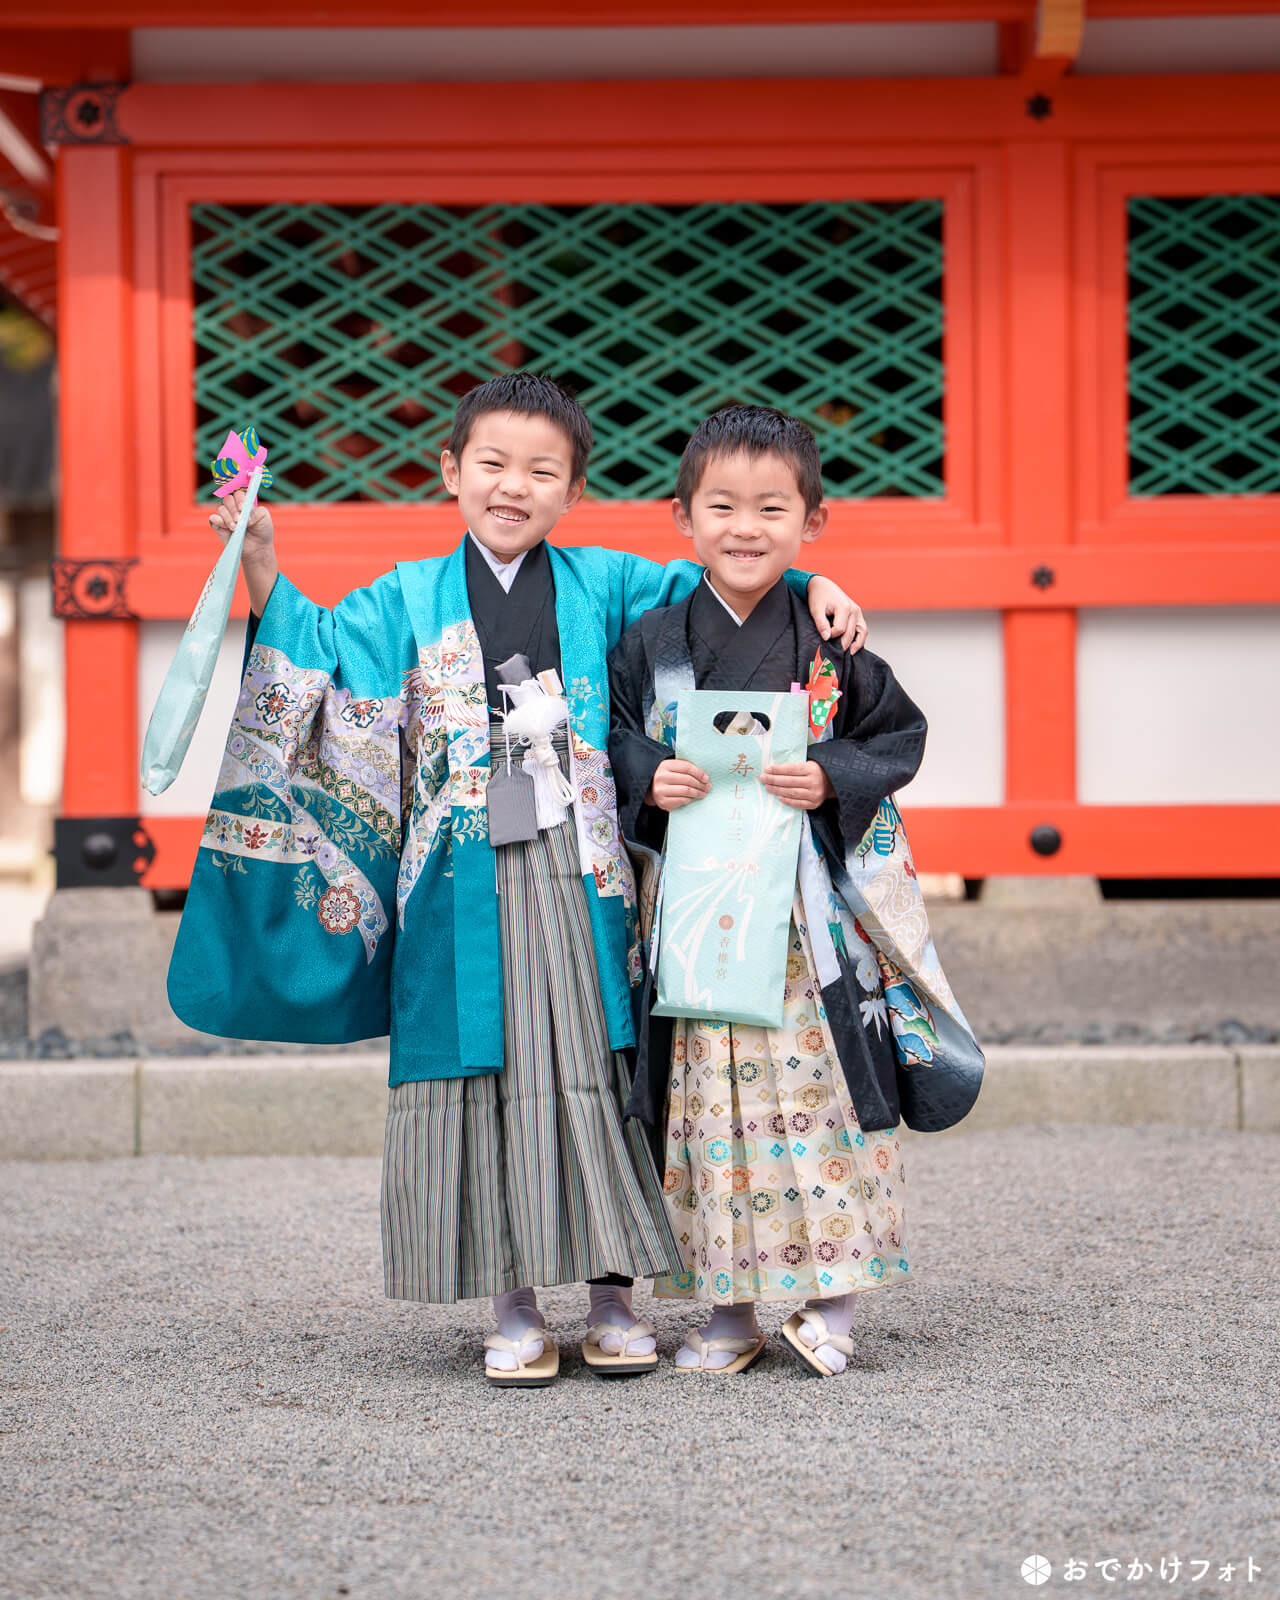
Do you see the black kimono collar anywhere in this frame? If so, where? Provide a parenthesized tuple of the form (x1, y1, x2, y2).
(646, 575, 836, 725)
(691, 571, 790, 634)
(464, 535, 559, 707)
(688, 574, 798, 693)
(464, 532, 551, 608)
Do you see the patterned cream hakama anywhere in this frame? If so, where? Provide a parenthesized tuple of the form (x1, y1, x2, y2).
(381, 718, 682, 1304)
(656, 890, 910, 1305)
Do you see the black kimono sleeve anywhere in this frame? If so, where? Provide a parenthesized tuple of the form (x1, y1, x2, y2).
(807, 647, 927, 858)
(606, 627, 671, 857)
(606, 626, 677, 1145)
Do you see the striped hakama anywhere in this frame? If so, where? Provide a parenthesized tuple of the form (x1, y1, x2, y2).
(381, 717, 682, 1303)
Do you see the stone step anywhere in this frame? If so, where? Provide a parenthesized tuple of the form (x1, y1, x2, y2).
(26, 889, 1280, 1047)
(927, 899, 1280, 1040)
(2, 1045, 1277, 1160)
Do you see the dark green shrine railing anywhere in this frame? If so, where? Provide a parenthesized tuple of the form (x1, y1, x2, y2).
(1129, 193, 1280, 497)
(191, 200, 945, 504)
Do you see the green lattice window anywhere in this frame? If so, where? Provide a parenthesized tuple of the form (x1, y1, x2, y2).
(192, 201, 944, 502)
(1129, 194, 1280, 495)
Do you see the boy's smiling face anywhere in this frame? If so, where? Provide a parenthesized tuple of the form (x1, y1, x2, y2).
(673, 448, 828, 619)
(440, 410, 585, 561)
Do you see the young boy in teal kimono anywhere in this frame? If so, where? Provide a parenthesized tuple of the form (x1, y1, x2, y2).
(172, 372, 868, 1385)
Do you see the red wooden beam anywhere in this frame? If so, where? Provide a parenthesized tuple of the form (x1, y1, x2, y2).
(0, 28, 130, 84)
(125, 536, 1280, 620)
(140, 802, 1280, 889)
(14, 1, 1280, 24)
(1, 4, 1033, 28)
(112, 73, 1280, 149)
(902, 804, 1280, 878)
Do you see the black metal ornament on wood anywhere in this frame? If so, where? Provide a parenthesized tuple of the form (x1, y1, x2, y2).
(1030, 824, 1062, 857)
(51, 558, 138, 620)
(39, 84, 129, 146)
(55, 818, 155, 888)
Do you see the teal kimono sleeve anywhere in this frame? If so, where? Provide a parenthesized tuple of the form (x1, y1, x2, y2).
(615, 552, 815, 634)
(167, 570, 413, 1043)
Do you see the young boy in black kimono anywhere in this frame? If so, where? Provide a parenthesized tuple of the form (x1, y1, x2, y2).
(609, 405, 981, 1375)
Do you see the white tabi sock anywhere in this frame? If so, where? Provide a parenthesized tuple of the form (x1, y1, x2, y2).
(587, 1283, 656, 1358)
(674, 1302, 761, 1370)
(487, 1287, 546, 1373)
(798, 1291, 859, 1374)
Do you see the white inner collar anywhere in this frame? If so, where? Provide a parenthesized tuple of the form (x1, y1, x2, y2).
(469, 529, 529, 593)
(702, 569, 745, 627)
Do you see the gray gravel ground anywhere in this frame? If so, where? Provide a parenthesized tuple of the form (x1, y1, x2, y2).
(2, 1127, 1278, 1600)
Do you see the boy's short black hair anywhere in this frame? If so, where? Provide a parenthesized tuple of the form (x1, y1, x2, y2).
(675, 404, 824, 514)
(447, 371, 593, 481)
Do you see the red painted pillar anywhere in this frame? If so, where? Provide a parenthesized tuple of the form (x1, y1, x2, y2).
(1003, 137, 1077, 850)
(56, 144, 138, 825)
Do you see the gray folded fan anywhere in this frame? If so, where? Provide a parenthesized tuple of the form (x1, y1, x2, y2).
(139, 463, 266, 795)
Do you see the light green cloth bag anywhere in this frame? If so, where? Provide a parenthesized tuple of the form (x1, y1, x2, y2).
(139, 464, 264, 796)
(652, 688, 806, 1029)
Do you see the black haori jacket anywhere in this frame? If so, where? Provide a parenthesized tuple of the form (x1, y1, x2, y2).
(607, 577, 985, 1148)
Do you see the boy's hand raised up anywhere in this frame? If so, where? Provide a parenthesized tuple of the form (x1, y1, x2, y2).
(209, 488, 279, 617)
(646, 759, 711, 811)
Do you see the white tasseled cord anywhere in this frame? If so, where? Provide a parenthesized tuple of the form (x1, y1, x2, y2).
(502, 682, 574, 829)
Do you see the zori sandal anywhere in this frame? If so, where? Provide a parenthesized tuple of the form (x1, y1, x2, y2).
(483, 1329, 560, 1389)
(581, 1319, 659, 1378)
(779, 1309, 854, 1377)
(676, 1328, 766, 1375)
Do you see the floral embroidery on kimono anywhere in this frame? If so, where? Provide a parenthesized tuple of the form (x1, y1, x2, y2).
(206, 642, 395, 960)
(172, 541, 769, 1082)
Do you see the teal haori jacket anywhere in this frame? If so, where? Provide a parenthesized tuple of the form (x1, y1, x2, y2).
(168, 535, 816, 1085)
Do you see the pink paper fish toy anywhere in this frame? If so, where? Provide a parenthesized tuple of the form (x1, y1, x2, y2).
(210, 425, 274, 497)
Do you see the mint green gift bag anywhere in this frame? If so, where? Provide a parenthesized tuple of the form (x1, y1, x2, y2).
(652, 689, 807, 1029)
(139, 462, 264, 796)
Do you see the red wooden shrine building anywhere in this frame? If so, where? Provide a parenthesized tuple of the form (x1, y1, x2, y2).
(2, 1, 1279, 891)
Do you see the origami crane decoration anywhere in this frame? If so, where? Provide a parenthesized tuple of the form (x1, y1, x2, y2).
(139, 426, 270, 794)
(804, 647, 842, 740)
